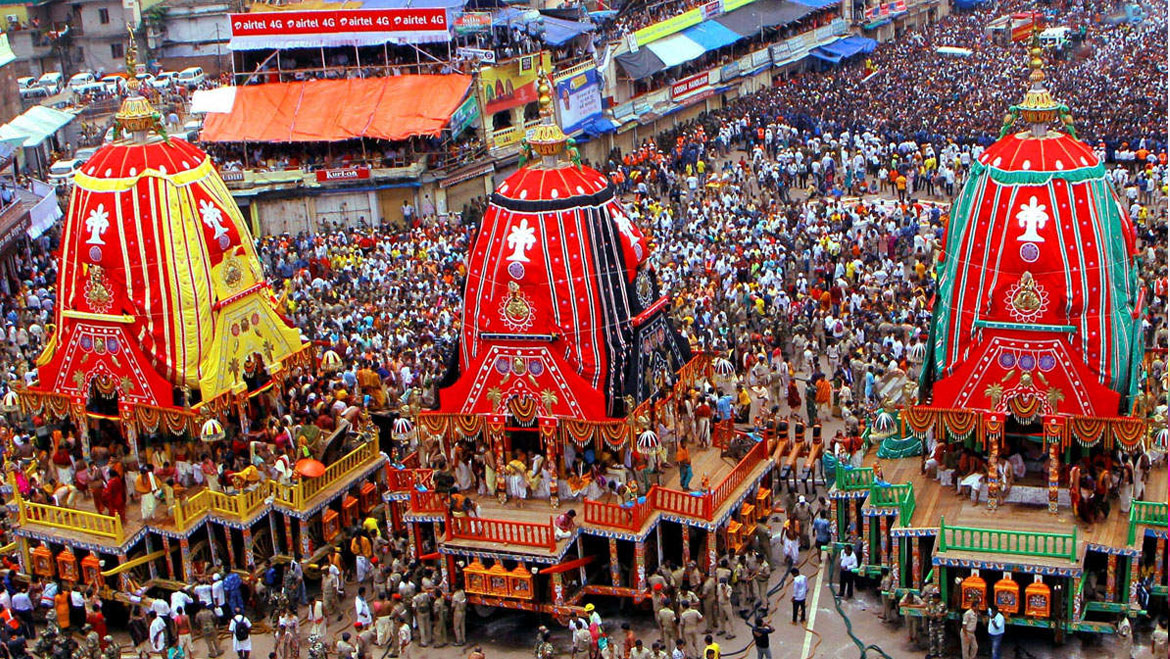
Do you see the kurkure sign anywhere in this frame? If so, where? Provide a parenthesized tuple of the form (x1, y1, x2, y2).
(229, 9, 449, 37)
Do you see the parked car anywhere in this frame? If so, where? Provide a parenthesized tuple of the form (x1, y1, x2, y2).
(150, 71, 177, 89)
(176, 67, 205, 87)
(134, 72, 156, 88)
(16, 77, 35, 90)
(74, 147, 98, 164)
(48, 157, 83, 187)
(36, 71, 63, 94)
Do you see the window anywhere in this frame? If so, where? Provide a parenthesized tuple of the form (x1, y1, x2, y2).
(98, 7, 109, 23)
(111, 42, 123, 59)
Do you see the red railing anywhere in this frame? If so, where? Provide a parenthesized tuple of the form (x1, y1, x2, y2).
(713, 419, 735, 449)
(385, 466, 433, 492)
(448, 513, 557, 551)
(711, 438, 767, 514)
(651, 486, 712, 519)
(409, 489, 446, 515)
(584, 497, 652, 532)
(401, 451, 421, 468)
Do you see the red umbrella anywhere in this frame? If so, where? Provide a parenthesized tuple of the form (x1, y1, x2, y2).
(295, 458, 326, 478)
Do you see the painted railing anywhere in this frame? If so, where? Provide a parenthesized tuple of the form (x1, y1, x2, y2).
(208, 485, 270, 519)
(173, 489, 212, 530)
(19, 499, 123, 542)
(1128, 500, 1168, 545)
(712, 419, 735, 450)
(447, 513, 556, 551)
(711, 438, 767, 514)
(869, 482, 916, 526)
(938, 518, 1078, 562)
(409, 489, 446, 515)
(386, 466, 434, 492)
(651, 486, 711, 519)
(272, 441, 379, 509)
(835, 466, 875, 491)
(584, 496, 652, 532)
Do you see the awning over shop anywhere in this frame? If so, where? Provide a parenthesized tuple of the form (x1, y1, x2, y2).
(812, 35, 877, 62)
(791, 0, 840, 9)
(615, 48, 666, 80)
(617, 0, 809, 79)
(542, 15, 594, 45)
(681, 20, 743, 51)
(200, 75, 472, 143)
(715, 0, 813, 34)
(645, 31, 708, 68)
(0, 106, 75, 148)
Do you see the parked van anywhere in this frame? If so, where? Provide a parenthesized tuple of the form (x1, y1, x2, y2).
(68, 71, 97, 91)
(19, 86, 50, 100)
(177, 67, 205, 86)
(36, 71, 63, 94)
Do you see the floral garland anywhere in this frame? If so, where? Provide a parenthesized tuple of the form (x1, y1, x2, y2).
(1111, 418, 1146, 451)
(508, 397, 538, 426)
(902, 406, 936, 437)
(561, 420, 596, 448)
(452, 414, 483, 439)
(1069, 416, 1108, 448)
(1006, 395, 1044, 425)
(417, 414, 450, 439)
(941, 410, 979, 441)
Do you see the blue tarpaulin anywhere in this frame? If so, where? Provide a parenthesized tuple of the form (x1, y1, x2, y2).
(679, 20, 744, 51)
(542, 16, 594, 45)
(811, 35, 877, 63)
(791, 0, 840, 9)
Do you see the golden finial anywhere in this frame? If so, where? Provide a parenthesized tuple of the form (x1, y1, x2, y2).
(999, 16, 1074, 139)
(524, 69, 569, 160)
(114, 23, 166, 142)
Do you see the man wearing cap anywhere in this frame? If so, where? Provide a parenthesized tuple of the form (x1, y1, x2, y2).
(431, 588, 449, 648)
(926, 592, 947, 659)
(793, 496, 813, 551)
(679, 601, 703, 659)
(195, 603, 220, 658)
(656, 600, 677, 647)
(412, 588, 432, 647)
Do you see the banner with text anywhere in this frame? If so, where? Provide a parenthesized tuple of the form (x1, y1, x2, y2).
(554, 67, 603, 134)
(228, 9, 449, 46)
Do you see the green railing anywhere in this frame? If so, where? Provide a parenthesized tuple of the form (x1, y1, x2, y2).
(938, 518, 1078, 562)
(1128, 500, 1168, 545)
(835, 466, 875, 491)
(868, 482, 916, 526)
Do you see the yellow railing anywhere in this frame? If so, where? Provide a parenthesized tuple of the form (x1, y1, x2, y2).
(173, 490, 212, 531)
(19, 499, 123, 542)
(208, 484, 270, 519)
(273, 441, 378, 510)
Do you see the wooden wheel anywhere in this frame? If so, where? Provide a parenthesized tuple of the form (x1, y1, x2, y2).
(124, 550, 152, 585)
(251, 527, 276, 564)
(191, 533, 228, 572)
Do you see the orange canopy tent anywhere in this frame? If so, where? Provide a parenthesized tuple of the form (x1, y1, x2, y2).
(200, 75, 473, 143)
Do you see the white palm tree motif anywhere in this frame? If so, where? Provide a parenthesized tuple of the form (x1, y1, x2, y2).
(1015, 196, 1048, 243)
(199, 199, 229, 240)
(85, 204, 110, 245)
(506, 218, 537, 263)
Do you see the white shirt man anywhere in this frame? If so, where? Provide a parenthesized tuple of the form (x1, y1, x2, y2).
(170, 589, 194, 620)
(149, 613, 169, 653)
